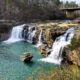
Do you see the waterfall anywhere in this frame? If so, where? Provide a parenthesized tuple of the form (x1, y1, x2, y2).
(36, 29, 43, 47)
(40, 28, 75, 64)
(25, 25, 36, 43)
(3, 24, 26, 43)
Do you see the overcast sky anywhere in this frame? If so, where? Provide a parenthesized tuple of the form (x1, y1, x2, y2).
(60, 0, 80, 5)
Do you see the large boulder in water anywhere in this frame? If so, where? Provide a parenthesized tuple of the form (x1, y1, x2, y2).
(20, 52, 33, 63)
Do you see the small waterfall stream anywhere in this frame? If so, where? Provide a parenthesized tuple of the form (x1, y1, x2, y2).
(36, 29, 43, 47)
(40, 28, 75, 64)
(25, 25, 36, 43)
(3, 24, 26, 43)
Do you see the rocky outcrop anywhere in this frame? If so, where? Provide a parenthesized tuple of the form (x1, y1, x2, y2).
(62, 29, 80, 66)
(62, 47, 80, 66)
(37, 22, 79, 56)
(20, 52, 33, 63)
(21, 21, 80, 66)
(40, 45, 51, 56)
(23, 22, 79, 56)
(0, 20, 19, 41)
(0, 23, 12, 41)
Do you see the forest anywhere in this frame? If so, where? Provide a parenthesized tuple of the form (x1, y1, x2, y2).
(0, 0, 79, 22)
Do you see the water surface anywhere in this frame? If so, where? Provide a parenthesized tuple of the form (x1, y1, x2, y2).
(0, 41, 57, 80)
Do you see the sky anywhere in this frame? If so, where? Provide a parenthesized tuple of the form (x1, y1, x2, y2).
(60, 0, 80, 5)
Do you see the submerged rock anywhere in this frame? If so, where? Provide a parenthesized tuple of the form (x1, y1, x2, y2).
(21, 52, 33, 62)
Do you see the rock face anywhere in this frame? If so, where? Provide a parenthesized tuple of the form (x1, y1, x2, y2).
(62, 47, 80, 66)
(21, 52, 33, 62)
(21, 22, 80, 66)
(62, 29, 80, 66)
(0, 20, 19, 41)
(23, 22, 79, 56)
(0, 23, 12, 41)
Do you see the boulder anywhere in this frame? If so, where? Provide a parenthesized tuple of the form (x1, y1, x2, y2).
(21, 52, 33, 62)
(40, 45, 51, 56)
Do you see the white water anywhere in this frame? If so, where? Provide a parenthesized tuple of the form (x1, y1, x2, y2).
(3, 24, 26, 43)
(26, 25, 36, 43)
(36, 29, 43, 47)
(40, 28, 75, 64)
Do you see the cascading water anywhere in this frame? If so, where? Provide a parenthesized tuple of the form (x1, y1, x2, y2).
(36, 29, 43, 47)
(25, 25, 36, 43)
(3, 24, 26, 43)
(40, 28, 75, 64)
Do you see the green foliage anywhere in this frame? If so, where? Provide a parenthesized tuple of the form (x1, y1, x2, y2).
(0, 0, 66, 21)
(68, 37, 78, 51)
(52, 0, 61, 5)
(65, 1, 78, 7)
(6, 0, 11, 5)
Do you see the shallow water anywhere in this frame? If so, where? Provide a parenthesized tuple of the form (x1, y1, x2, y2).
(0, 41, 57, 80)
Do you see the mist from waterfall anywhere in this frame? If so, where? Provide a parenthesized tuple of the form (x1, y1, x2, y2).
(40, 28, 75, 64)
(3, 24, 26, 43)
(36, 29, 43, 47)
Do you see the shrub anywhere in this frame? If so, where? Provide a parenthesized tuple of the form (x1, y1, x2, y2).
(68, 36, 78, 51)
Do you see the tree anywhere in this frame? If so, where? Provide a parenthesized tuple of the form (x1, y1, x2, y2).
(65, 1, 78, 8)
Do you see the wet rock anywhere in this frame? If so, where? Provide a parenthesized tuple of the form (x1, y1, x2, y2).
(40, 45, 51, 56)
(23, 22, 79, 57)
(21, 52, 33, 62)
(22, 25, 29, 39)
(42, 28, 53, 48)
(0, 22, 13, 41)
(33, 28, 41, 44)
(0, 20, 20, 41)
